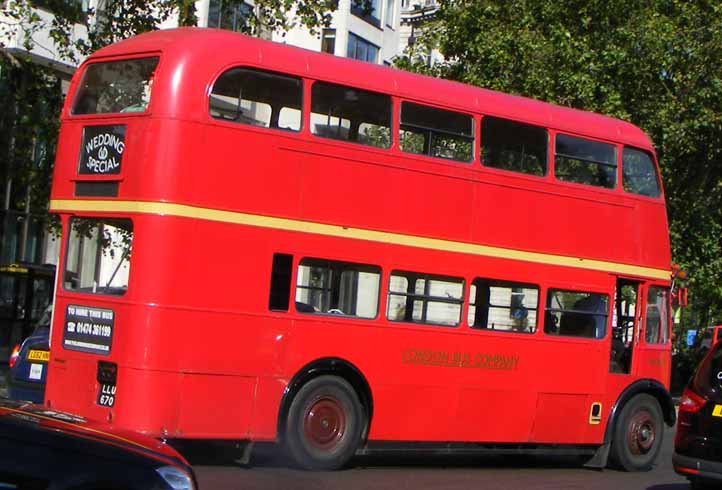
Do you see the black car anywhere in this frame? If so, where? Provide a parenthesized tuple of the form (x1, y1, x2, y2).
(0, 398, 197, 489)
(674, 340, 722, 488)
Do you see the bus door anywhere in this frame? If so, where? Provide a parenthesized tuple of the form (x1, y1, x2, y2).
(610, 279, 641, 375)
(636, 284, 672, 381)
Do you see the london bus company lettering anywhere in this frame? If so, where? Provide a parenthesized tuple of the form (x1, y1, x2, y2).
(402, 348, 520, 371)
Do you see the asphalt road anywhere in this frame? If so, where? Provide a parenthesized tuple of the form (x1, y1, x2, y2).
(189, 426, 690, 490)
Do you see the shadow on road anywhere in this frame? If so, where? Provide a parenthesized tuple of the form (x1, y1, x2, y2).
(177, 440, 610, 472)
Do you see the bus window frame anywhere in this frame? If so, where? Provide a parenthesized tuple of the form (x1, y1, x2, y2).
(550, 130, 621, 194)
(68, 52, 163, 119)
(207, 65, 305, 133)
(398, 99, 475, 164)
(542, 286, 611, 341)
(621, 146, 664, 200)
(308, 79, 393, 150)
(62, 216, 134, 297)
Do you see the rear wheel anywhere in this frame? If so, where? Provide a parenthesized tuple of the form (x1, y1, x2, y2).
(284, 375, 365, 470)
(610, 394, 663, 471)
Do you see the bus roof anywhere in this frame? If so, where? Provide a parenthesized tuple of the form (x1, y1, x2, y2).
(86, 28, 654, 151)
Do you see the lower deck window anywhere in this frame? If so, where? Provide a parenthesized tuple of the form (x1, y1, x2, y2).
(64, 218, 132, 295)
(544, 289, 609, 339)
(469, 279, 538, 333)
(295, 258, 380, 318)
(387, 271, 463, 326)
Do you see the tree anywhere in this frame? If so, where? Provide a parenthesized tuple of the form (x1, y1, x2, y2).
(398, 0, 722, 328)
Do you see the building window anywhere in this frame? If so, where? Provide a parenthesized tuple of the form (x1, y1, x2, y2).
(468, 279, 538, 334)
(207, 0, 252, 32)
(385, 0, 395, 27)
(311, 81, 391, 148)
(321, 28, 336, 55)
(295, 258, 381, 318)
(387, 271, 464, 327)
(481, 116, 547, 176)
(544, 290, 609, 339)
(623, 147, 661, 198)
(347, 32, 380, 64)
(351, 0, 381, 27)
(555, 134, 617, 189)
(209, 67, 302, 131)
(400, 101, 473, 162)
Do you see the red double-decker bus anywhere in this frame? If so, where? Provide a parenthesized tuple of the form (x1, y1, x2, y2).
(46, 28, 677, 471)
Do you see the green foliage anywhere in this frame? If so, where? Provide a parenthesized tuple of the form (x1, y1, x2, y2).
(0, 55, 62, 217)
(398, 0, 722, 328)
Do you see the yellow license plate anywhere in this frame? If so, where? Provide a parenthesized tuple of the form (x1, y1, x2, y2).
(27, 350, 49, 362)
(712, 405, 722, 418)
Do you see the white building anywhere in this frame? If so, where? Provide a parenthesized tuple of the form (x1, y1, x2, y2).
(194, 0, 401, 65)
(398, 0, 443, 66)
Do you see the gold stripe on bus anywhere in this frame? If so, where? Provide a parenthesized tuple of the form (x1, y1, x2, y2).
(49, 199, 670, 280)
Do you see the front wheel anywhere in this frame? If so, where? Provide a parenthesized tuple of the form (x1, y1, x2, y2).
(610, 394, 664, 471)
(284, 375, 365, 470)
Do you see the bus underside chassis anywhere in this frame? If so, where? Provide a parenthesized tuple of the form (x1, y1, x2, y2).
(609, 394, 664, 471)
(284, 375, 366, 470)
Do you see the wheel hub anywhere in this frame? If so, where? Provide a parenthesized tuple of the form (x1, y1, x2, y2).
(627, 410, 656, 455)
(303, 397, 347, 450)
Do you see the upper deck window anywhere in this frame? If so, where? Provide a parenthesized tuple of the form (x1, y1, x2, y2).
(72, 57, 159, 115)
(64, 218, 132, 296)
(400, 102, 473, 162)
(311, 82, 391, 148)
(482, 116, 547, 176)
(623, 147, 661, 198)
(210, 68, 302, 131)
(555, 134, 617, 189)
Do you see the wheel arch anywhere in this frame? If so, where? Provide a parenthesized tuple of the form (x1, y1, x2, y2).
(277, 357, 374, 443)
(584, 378, 675, 469)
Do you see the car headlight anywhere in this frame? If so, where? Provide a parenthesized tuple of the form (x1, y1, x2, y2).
(156, 465, 195, 490)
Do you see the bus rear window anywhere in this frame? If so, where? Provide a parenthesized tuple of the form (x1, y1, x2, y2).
(72, 57, 159, 115)
(64, 218, 132, 295)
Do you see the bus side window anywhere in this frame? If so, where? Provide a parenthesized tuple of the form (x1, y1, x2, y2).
(268, 253, 293, 311)
(645, 286, 669, 344)
(209, 68, 302, 131)
(310, 81, 391, 148)
(544, 289, 609, 339)
(481, 116, 547, 176)
(623, 147, 661, 198)
(400, 101, 474, 162)
(295, 258, 380, 318)
(468, 279, 538, 333)
(387, 271, 464, 327)
(555, 134, 617, 189)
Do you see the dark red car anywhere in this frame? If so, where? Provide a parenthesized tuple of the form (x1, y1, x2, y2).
(674, 340, 722, 488)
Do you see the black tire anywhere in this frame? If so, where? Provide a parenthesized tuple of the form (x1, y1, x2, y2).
(284, 375, 365, 470)
(610, 394, 664, 471)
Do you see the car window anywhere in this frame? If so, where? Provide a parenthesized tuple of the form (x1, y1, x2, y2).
(694, 342, 722, 393)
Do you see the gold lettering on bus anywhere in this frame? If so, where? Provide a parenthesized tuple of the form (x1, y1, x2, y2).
(402, 348, 519, 371)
